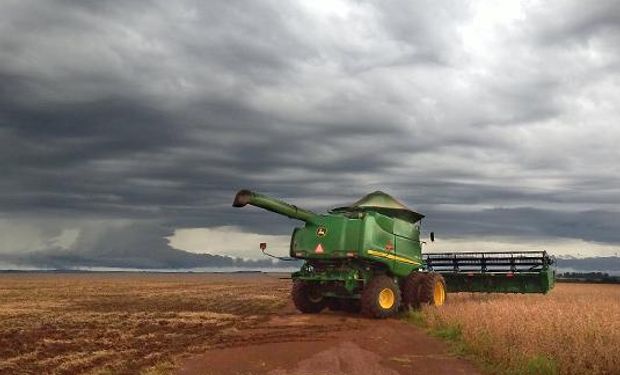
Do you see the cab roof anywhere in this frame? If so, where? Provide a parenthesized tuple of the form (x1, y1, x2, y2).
(330, 191, 424, 223)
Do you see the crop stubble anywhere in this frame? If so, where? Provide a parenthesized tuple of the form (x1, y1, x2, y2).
(1, 274, 618, 375)
(0, 273, 292, 374)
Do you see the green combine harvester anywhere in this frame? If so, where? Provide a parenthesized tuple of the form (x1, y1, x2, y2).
(233, 190, 555, 318)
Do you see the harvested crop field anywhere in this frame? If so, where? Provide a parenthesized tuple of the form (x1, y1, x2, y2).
(1, 273, 618, 375)
(0, 272, 291, 374)
(409, 283, 620, 375)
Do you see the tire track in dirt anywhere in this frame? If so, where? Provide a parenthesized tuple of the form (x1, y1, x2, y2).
(176, 303, 481, 375)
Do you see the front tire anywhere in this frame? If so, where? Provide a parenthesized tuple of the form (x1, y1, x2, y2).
(361, 275, 401, 318)
(402, 272, 425, 309)
(292, 280, 326, 313)
(418, 273, 447, 307)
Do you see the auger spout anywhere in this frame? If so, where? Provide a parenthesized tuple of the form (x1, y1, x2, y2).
(232, 189, 319, 223)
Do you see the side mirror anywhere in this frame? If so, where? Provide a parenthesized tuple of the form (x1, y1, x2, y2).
(259, 242, 267, 252)
(430, 232, 435, 242)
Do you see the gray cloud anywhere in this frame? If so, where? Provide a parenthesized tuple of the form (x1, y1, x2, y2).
(425, 207, 620, 244)
(1, 0, 619, 266)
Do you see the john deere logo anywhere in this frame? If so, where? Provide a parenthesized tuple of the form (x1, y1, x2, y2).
(316, 226, 327, 237)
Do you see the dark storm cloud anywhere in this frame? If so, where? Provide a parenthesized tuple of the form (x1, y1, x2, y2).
(527, 0, 620, 45)
(1, 0, 619, 266)
(424, 207, 620, 245)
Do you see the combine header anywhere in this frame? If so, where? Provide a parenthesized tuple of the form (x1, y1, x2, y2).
(233, 190, 555, 318)
(424, 251, 554, 294)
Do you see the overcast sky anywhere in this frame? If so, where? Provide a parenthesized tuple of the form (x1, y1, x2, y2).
(1, 0, 619, 263)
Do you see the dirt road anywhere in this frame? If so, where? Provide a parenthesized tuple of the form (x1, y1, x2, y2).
(0, 272, 481, 374)
(176, 303, 481, 375)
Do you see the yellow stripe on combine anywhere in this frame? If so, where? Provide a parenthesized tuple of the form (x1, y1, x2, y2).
(367, 250, 421, 265)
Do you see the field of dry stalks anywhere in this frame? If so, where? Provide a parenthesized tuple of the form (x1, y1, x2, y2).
(2, 273, 618, 375)
(410, 283, 620, 375)
(0, 272, 290, 374)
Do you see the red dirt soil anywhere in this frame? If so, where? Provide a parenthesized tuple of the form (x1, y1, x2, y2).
(176, 302, 481, 375)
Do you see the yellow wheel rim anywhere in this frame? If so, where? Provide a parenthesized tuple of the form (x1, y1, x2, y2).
(378, 288, 395, 309)
(433, 281, 446, 306)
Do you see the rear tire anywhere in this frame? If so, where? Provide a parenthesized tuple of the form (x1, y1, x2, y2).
(292, 280, 326, 313)
(361, 275, 401, 318)
(402, 272, 425, 309)
(418, 273, 447, 307)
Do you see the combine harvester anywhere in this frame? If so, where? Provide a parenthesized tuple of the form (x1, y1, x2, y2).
(233, 190, 555, 318)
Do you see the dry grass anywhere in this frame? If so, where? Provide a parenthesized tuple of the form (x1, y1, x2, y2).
(408, 283, 620, 375)
(3, 273, 617, 375)
(0, 272, 290, 374)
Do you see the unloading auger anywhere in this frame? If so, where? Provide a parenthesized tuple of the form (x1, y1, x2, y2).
(233, 189, 555, 318)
